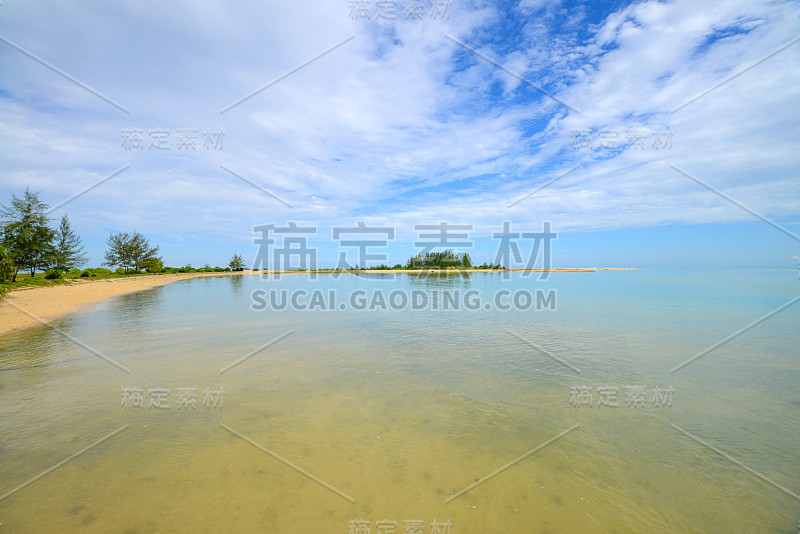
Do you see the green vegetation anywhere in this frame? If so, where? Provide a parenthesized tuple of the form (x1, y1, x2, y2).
(228, 253, 245, 271)
(0, 246, 14, 283)
(52, 214, 88, 272)
(403, 250, 499, 270)
(1, 188, 57, 279)
(297, 253, 504, 272)
(160, 265, 231, 274)
(473, 261, 504, 270)
(305, 251, 502, 272)
(141, 256, 163, 273)
(1, 187, 508, 298)
(103, 231, 161, 274)
(0, 188, 209, 298)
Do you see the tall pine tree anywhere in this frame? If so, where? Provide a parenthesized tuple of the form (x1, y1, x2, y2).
(1, 188, 55, 280)
(52, 214, 88, 271)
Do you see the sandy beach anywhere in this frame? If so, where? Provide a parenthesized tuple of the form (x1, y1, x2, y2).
(0, 271, 259, 337)
(0, 267, 636, 337)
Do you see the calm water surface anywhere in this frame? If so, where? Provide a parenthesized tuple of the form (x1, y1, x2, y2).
(1, 269, 798, 532)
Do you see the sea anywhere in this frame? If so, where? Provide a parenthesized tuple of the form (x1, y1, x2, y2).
(1, 268, 798, 532)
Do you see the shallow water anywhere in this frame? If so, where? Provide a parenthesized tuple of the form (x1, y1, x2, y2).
(1, 269, 798, 532)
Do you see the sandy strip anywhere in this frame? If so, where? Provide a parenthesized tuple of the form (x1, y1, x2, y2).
(0, 271, 258, 337)
(0, 267, 636, 337)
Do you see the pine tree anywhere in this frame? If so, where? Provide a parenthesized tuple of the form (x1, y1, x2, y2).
(1, 188, 55, 279)
(52, 214, 88, 271)
(228, 253, 245, 271)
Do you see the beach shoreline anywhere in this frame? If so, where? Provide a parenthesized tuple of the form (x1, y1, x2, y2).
(0, 271, 260, 337)
(0, 267, 636, 337)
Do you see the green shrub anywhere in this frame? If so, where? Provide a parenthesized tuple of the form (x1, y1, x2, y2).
(44, 268, 61, 279)
(0, 246, 14, 282)
(115, 268, 126, 275)
(141, 257, 163, 273)
(80, 270, 90, 277)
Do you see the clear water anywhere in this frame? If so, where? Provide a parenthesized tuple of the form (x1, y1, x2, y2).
(1, 269, 798, 533)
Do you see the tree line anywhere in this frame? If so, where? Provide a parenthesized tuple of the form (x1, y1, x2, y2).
(1, 188, 248, 284)
(405, 250, 473, 269)
(103, 231, 161, 274)
(2, 189, 505, 284)
(400, 250, 501, 270)
(1, 189, 88, 281)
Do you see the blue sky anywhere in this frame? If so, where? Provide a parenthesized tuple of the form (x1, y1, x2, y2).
(1, 0, 798, 268)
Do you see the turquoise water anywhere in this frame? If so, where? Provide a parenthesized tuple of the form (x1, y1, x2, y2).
(0, 269, 798, 532)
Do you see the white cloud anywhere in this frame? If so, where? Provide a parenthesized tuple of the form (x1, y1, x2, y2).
(0, 0, 798, 265)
